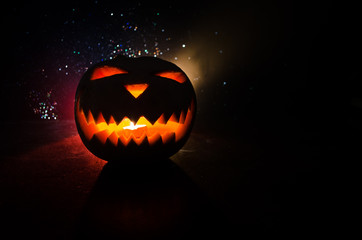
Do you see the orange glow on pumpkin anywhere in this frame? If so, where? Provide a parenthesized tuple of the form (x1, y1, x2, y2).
(155, 71, 186, 83)
(124, 84, 149, 98)
(75, 101, 194, 147)
(91, 66, 128, 80)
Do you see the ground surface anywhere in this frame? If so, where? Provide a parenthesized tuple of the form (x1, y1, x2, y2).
(0, 120, 332, 239)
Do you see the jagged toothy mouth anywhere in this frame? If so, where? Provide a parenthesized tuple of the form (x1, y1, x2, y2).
(76, 100, 194, 147)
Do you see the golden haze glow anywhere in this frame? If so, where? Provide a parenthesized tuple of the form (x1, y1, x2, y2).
(168, 48, 202, 90)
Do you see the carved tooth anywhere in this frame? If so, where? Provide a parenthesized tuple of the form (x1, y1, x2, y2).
(167, 113, 178, 123)
(147, 115, 158, 125)
(77, 109, 95, 140)
(86, 122, 99, 140)
(81, 105, 90, 120)
(135, 116, 151, 127)
(131, 126, 147, 139)
(163, 112, 173, 124)
(161, 132, 175, 144)
(189, 100, 195, 111)
(122, 129, 132, 140)
(118, 117, 132, 129)
(173, 111, 181, 123)
(102, 112, 112, 125)
(147, 133, 161, 146)
(107, 132, 119, 146)
(131, 134, 146, 146)
(87, 110, 95, 124)
(113, 114, 125, 125)
(96, 112, 106, 124)
(126, 139, 139, 149)
(95, 129, 111, 144)
(108, 115, 117, 125)
(118, 134, 131, 147)
(154, 114, 165, 125)
(127, 112, 140, 124)
(179, 110, 185, 124)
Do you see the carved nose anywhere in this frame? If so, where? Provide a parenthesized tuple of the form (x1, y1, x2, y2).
(124, 84, 149, 98)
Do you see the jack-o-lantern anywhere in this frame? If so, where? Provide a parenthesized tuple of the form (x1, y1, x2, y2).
(75, 56, 196, 161)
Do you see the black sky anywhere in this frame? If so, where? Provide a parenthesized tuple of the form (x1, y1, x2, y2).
(2, 0, 361, 139)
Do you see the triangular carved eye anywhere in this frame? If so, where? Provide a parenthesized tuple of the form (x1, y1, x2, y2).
(155, 71, 186, 83)
(124, 84, 149, 98)
(91, 66, 128, 80)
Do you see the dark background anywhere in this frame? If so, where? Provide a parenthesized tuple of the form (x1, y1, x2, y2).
(1, 0, 360, 238)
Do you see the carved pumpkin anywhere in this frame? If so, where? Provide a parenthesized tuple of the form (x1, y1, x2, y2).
(75, 56, 196, 161)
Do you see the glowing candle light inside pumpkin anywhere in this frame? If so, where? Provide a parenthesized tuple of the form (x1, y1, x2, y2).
(123, 121, 146, 130)
(74, 56, 197, 160)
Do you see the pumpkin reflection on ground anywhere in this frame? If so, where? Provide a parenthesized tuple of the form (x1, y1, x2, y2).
(0, 122, 233, 239)
(75, 159, 225, 239)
